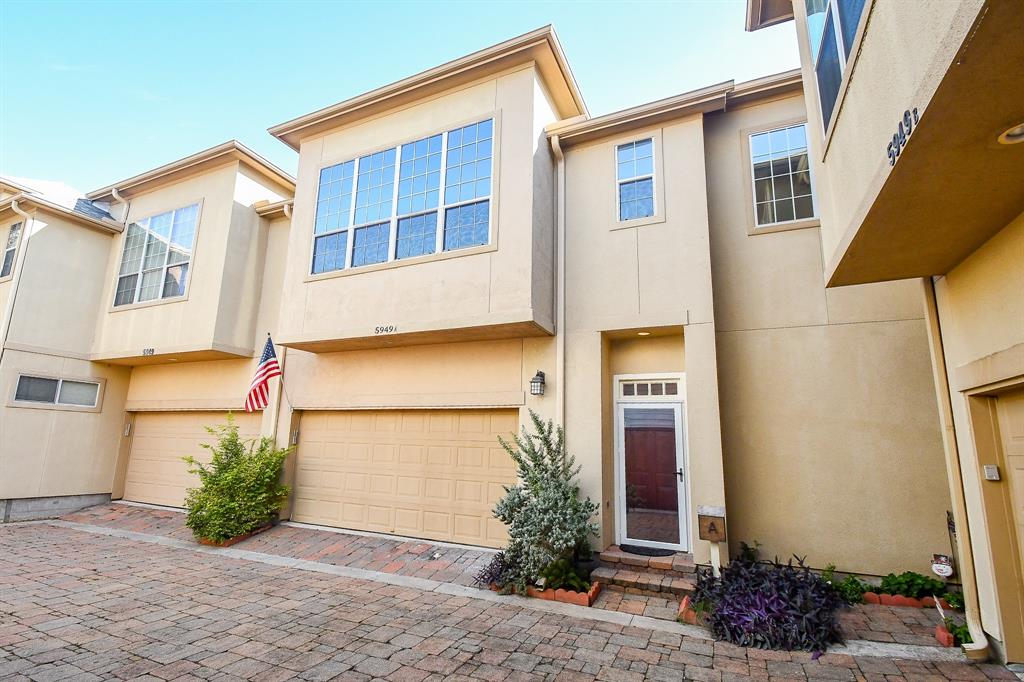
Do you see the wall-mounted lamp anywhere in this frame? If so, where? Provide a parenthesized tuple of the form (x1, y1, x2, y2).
(530, 370, 546, 396)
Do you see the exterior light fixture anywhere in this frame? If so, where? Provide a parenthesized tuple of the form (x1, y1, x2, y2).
(530, 370, 546, 396)
(997, 122, 1024, 145)
(637, 331, 651, 336)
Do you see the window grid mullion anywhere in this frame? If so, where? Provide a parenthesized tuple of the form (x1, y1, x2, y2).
(436, 131, 449, 254)
(131, 225, 147, 304)
(830, 0, 848, 70)
(387, 145, 403, 261)
(344, 157, 359, 270)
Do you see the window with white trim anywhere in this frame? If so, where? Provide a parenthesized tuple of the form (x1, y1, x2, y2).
(616, 138, 655, 221)
(311, 118, 493, 275)
(14, 375, 100, 408)
(113, 203, 199, 306)
(806, 0, 867, 131)
(1, 222, 21, 277)
(749, 123, 815, 226)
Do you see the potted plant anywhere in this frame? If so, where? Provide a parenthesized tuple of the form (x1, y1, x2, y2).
(182, 415, 291, 547)
(488, 411, 600, 602)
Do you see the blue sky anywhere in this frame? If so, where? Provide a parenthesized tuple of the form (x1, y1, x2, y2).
(0, 1, 799, 193)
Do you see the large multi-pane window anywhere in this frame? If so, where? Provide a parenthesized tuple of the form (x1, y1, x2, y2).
(806, 0, 867, 131)
(1, 222, 21, 278)
(616, 139, 655, 221)
(310, 118, 493, 274)
(113, 203, 199, 307)
(749, 123, 815, 226)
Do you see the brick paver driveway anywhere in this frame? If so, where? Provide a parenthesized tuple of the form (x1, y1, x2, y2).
(1, 521, 1019, 681)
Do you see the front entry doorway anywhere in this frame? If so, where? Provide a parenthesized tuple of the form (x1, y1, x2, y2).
(614, 374, 689, 551)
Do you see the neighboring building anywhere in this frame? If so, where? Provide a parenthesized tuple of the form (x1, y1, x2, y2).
(746, 0, 1023, 663)
(1, 25, 957, 626)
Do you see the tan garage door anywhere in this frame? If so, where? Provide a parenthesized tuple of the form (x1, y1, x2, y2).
(293, 409, 518, 548)
(124, 411, 261, 507)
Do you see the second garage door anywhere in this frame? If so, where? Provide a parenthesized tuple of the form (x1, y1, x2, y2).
(123, 411, 262, 507)
(292, 409, 518, 548)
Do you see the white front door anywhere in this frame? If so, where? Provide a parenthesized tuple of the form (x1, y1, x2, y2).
(614, 375, 689, 551)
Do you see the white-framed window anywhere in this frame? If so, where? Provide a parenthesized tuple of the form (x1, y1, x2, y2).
(806, 0, 867, 132)
(312, 118, 493, 275)
(14, 375, 100, 408)
(749, 123, 815, 226)
(1, 222, 21, 278)
(616, 138, 655, 222)
(113, 203, 199, 307)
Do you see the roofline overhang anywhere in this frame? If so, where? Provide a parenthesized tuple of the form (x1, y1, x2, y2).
(267, 25, 588, 152)
(86, 140, 296, 201)
(0, 177, 38, 196)
(547, 69, 802, 147)
(0, 193, 123, 234)
(254, 198, 293, 220)
(745, 0, 795, 31)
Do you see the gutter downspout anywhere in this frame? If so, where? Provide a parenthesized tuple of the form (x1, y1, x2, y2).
(549, 135, 566, 429)
(921, 276, 990, 661)
(0, 199, 34, 368)
(111, 187, 130, 223)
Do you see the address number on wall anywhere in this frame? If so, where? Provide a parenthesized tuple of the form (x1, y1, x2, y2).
(374, 325, 397, 335)
(886, 108, 919, 166)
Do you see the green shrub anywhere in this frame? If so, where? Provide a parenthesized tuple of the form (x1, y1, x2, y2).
(944, 591, 965, 610)
(878, 571, 945, 599)
(821, 563, 868, 604)
(493, 410, 599, 592)
(539, 558, 590, 592)
(183, 415, 291, 543)
(944, 618, 972, 645)
(834, 575, 869, 604)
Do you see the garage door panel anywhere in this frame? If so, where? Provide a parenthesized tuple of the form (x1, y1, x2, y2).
(293, 408, 517, 547)
(124, 412, 260, 508)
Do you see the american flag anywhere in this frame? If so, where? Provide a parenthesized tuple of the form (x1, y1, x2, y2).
(245, 336, 282, 412)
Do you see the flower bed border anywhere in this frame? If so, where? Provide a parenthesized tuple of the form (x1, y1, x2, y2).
(676, 595, 705, 626)
(196, 522, 273, 548)
(522, 581, 602, 607)
(862, 592, 951, 609)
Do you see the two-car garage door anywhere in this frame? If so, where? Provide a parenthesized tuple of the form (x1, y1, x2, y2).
(291, 409, 518, 548)
(123, 411, 261, 508)
(122, 407, 518, 549)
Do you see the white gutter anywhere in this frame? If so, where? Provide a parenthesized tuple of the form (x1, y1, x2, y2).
(0, 199, 34, 367)
(550, 135, 566, 429)
(921, 277, 990, 661)
(283, 202, 292, 220)
(110, 187, 130, 224)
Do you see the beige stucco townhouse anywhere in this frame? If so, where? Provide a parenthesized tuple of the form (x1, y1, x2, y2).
(1, 24, 965, 634)
(746, 0, 1024, 663)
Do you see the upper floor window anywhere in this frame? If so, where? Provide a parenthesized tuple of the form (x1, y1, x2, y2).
(114, 203, 199, 307)
(616, 139, 655, 221)
(312, 118, 493, 275)
(14, 374, 100, 408)
(806, 0, 867, 131)
(749, 123, 816, 226)
(1, 222, 22, 278)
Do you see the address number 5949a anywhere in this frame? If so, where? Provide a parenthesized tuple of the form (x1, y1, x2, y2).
(374, 325, 397, 334)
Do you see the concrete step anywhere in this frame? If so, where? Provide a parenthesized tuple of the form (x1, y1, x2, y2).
(598, 545, 697, 577)
(591, 565, 696, 597)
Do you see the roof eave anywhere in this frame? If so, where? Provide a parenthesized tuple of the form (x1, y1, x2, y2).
(1, 194, 123, 234)
(86, 140, 295, 201)
(745, 0, 795, 31)
(268, 26, 587, 151)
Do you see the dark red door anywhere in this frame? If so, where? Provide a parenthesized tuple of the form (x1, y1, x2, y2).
(623, 407, 679, 544)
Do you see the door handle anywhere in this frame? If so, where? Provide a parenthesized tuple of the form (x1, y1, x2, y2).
(676, 468, 685, 482)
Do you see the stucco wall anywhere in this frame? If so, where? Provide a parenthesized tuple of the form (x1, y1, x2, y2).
(792, 0, 985, 265)
(932, 212, 1024, 647)
(278, 65, 557, 349)
(0, 211, 130, 500)
(704, 93, 951, 576)
(562, 114, 727, 564)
